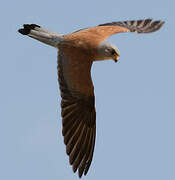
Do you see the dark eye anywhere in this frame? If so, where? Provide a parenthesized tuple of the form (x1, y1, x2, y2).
(111, 49, 116, 55)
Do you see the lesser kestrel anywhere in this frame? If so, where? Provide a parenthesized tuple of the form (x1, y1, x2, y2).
(18, 19, 164, 177)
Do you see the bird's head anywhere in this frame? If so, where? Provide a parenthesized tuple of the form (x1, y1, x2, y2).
(97, 41, 120, 62)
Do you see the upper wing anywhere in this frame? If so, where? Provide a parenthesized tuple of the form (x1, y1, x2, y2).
(57, 49, 96, 178)
(72, 19, 164, 41)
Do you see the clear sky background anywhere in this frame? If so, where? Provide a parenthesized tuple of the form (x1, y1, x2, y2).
(1, 0, 174, 180)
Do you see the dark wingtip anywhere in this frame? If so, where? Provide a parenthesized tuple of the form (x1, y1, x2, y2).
(160, 21, 165, 27)
(78, 172, 83, 178)
(18, 24, 40, 35)
(150, 20, 165, 33)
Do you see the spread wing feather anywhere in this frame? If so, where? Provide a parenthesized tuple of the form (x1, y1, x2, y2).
(57, 50, 96, 178)
(71, 19, 164, 42)
(98, 18, 164, 33)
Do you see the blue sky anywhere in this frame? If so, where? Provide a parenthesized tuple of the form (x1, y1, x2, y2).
(1, 0, 174, 179)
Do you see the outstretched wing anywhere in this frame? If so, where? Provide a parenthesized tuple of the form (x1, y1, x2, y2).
(57, 49, 96, 178)
(72, 19, 164, 41)
(98, 19, 164, 33)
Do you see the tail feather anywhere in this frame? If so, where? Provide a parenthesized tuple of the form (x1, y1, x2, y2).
(18, 24, 40, 35)
(18, 24, 64, 47)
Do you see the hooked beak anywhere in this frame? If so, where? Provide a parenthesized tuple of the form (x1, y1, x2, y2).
(113, 54, 120, 63)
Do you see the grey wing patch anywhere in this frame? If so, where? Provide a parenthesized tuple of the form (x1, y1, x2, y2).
(99, 19, 165, 33)
(57, 50, 96, 178)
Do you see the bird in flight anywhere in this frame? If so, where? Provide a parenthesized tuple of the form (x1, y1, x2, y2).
(18, 19, 164, 178)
